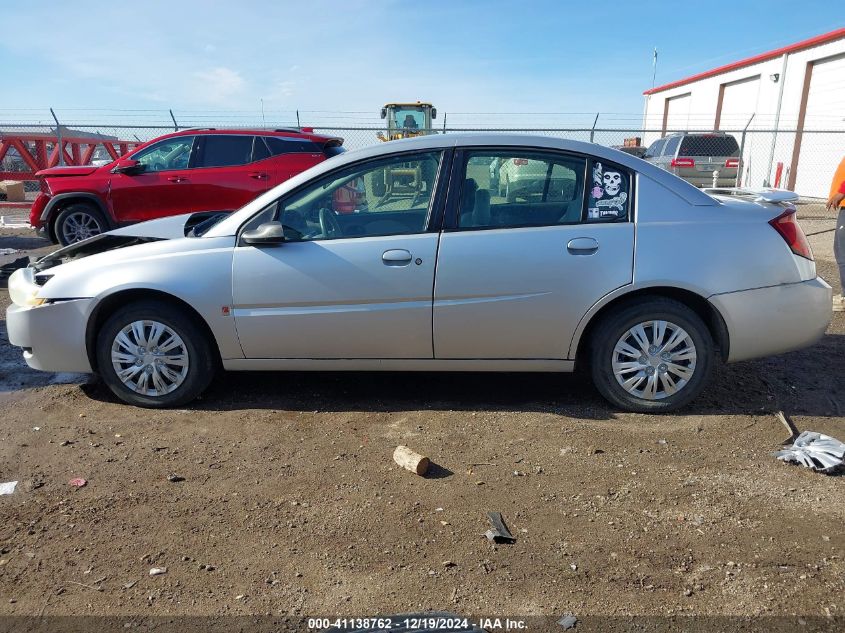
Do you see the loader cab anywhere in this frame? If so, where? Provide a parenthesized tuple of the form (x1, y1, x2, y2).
(379, 102, 437, 141)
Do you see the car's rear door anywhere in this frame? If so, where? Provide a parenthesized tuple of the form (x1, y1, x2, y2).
(231, 149, 448, 359)
(433, 148, 634, 359)
(189, 135, 273, 212)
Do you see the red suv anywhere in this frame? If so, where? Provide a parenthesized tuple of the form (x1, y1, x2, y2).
(31, 128, 344, 244)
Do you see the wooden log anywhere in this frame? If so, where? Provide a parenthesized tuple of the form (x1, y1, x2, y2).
(393, 445, 430, 476)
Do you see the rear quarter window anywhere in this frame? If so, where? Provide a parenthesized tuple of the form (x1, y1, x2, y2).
(586, 160, 631, 222)
(264, 136, 322, 155)
(323, 144, 346, 158)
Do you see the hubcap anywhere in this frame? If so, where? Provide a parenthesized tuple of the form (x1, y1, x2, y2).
(62, 211, 102, 243)
(111, 320, 189, 397)
(611, 320, 697, 400)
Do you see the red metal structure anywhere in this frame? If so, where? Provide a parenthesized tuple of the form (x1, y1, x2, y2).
(0, 130, 138, 181)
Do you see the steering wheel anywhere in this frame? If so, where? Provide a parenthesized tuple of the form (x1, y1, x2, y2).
(319, 207, 342, 239)
(150, 161, 166, 172)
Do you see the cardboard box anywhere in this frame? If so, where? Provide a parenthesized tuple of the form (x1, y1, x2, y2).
(0, 180, 25, 202)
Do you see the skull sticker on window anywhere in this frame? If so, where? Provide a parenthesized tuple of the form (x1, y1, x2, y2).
(603, 171, 622, 196)
(587, 161, 628, 220)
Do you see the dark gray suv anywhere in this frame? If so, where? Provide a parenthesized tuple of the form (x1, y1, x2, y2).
(644, 132, 740, 188)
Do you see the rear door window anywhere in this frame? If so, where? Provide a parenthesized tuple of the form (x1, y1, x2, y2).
(458, 151, 586, 229)
(679, 135, 740, 157)
(197, 135, 254, 168)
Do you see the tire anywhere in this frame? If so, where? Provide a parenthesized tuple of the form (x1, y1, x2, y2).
(95, 300, 216, 408)
(54, 202, 109, 246)
(589, 298, 714, 413)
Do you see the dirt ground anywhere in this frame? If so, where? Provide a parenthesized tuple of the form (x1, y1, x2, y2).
(0, 203, 842, 626)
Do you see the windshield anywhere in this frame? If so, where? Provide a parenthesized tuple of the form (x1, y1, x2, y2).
(391, 107, 426, 130)
(187, 211, 230, 237)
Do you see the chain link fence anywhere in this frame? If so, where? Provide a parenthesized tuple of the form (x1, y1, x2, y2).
(2, 111, 843, 201)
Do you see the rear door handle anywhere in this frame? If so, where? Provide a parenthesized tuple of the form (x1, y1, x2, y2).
(167, 176, 188, 183)
(382, 249, 412, 266)
(567, 237, 599, 255)
(248, 172, 269, 180)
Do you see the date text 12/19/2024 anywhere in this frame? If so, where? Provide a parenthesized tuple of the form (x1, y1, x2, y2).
(308, 617, 531, 630)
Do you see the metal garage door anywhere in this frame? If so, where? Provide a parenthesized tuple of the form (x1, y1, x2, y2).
(664, 93, 691, 132)
(718, 75, 760, 129)
(794, 53, 845, 197)
(718, 76, 761, 187)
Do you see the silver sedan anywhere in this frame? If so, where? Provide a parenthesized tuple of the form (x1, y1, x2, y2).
(6, 134, 832, 411)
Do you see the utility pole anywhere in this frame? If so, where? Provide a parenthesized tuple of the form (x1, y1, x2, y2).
(651, 47, 658, 89)
(50, 108, 64, 166)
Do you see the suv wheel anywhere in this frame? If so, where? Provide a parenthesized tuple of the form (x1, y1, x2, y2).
(96, 300, 216, 408)
(589, 298, 714, 413)
(55, 203, 108, 245)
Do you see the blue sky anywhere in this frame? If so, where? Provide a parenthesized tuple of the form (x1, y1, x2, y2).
(0, 1, 839, 123)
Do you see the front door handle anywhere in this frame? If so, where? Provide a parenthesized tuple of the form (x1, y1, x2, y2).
(382, 249, 412, 266)
(248, 172, 269, 180)
(167, 176, 188, 183)
(566, 237, 599, 255)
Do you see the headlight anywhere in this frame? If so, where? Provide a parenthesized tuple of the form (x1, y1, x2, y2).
(8, 268, 46, 307)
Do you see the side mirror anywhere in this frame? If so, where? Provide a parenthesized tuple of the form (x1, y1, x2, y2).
(431, 107, 437, 120)
(380, 108, 387, 119)
(242, 221, 285, 246)
(111, 158, 142, 174)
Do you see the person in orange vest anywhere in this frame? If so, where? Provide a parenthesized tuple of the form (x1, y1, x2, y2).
(827, 156, 845, 312)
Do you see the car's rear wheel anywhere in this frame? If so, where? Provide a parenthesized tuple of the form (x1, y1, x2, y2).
(589, 298, 714, 413)
(54, 203, 108, 245)
(95, 300, 216, 408)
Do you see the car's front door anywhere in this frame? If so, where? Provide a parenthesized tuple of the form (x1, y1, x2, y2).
(433, 149, 635, 359)
(231, 150, 447, 359)
(108, 135, 197, 222)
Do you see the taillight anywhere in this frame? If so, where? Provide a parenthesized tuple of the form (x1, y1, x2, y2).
(512, 158, 529, 166)
(670, 157, 695, 168)
(725, 158, 740, 168)
(769, 210, 813, 260)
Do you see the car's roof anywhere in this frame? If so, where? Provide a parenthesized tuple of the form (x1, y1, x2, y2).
(204, 133, 715, 238)
(664, 131, 731, 137)
(158, 128, 341, 143)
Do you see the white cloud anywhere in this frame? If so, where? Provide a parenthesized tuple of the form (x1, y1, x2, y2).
(190, 67, 247, 105)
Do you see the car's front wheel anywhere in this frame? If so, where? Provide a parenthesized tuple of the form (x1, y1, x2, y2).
(589, 298, 714, 413)
(54, 203, 108, 245)
(95, 300, 216, 408)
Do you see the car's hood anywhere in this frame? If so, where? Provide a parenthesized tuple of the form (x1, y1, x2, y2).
(35, 165, 100, 178)
(109, 213, 198, 239)
(30, 212, 222, 273)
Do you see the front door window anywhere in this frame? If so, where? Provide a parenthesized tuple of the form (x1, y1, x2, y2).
(132, 136, 196, 172)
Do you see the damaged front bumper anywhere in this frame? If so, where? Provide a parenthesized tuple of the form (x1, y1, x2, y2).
(6, 268, 94, 373)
